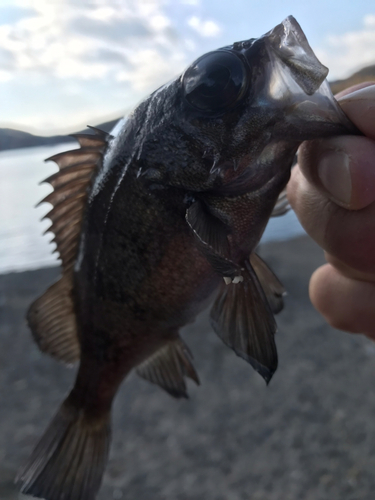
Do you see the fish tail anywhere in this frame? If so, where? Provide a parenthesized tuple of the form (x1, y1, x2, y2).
(16, 395, 111, 500)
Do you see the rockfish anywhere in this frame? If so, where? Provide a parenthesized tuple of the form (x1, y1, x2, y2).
(17, 16, 355, 500)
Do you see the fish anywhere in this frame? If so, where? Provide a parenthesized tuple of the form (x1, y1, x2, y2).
(17, 16, 356, 500)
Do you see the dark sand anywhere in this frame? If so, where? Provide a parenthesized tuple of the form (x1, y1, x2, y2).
(1, 235, 375, 500)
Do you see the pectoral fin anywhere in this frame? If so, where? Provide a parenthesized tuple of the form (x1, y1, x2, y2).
(186, 200, 239, 277)
(136, 338, 200, 398)
(210, 260, 278, 383)
(270, 188, 290, 217)
(250, 253, 286, 314)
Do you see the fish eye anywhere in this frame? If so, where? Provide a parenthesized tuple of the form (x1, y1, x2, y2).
(182, 51, 248, 113)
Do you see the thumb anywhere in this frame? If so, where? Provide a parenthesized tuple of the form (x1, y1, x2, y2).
(338, 84, 375, 140)
(296, 135, 375, 211)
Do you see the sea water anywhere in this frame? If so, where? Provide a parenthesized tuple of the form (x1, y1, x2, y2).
(0, 144, 306, 274)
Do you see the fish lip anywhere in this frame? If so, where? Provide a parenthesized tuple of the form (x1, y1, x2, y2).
(239, 16, 328, 95)
(241, 16, 358, 137)
(284, 80, 360, 136)
(265, 16, 328, 95)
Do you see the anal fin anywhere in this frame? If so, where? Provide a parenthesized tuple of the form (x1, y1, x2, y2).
(27, 274, 80, 365)
(250, 253, 286, 314)
(210, 260, 278, 383)
(136, 338, 200, 398)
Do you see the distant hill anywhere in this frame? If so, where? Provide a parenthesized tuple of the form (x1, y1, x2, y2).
(1, 64, 375, 153)
(0, 128, 73, 152)
(329, 64, 375, 94)
(0, 119, 120, 153)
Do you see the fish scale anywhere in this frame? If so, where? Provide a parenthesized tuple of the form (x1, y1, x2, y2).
(17, 16, 358, 500)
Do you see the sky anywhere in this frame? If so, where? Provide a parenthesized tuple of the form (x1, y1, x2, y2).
(1, 0, 375, 135)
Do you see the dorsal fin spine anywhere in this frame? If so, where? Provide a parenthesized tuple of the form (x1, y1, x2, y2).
(44, 210, 82, 236)
(38, 186, 86, 208)
(41, 128, 112, 272)
(28, 128, 111, 366)
(43, 167, 93, 188)
(87, 125, 111, 138)
(43, 198, 81, 222)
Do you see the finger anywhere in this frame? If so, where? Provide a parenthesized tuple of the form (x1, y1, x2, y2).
(334, 81, 375, 99)
(325, 252, 375, 283)
(309, 264, 375, 339)
(287, 166, 375, 274)
(296, 134, 375, 210)
(338, 84, 375, 140)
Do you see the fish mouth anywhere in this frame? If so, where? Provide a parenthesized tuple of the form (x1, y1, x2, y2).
(264, 16, 328, 96)
(247, 16, 358, 139)
(282, 78, 358, 137)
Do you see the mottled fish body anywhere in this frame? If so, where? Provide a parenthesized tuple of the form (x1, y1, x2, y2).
(17, 17, 355, 500)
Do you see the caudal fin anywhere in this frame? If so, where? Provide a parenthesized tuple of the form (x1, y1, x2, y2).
(16, 398, 111, 500)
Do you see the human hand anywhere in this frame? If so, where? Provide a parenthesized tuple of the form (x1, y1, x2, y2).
(287, 83, 375, 339)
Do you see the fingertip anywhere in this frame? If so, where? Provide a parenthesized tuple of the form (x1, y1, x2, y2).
(287, 166, 329, 249)
(309, 264, 337, 325)
(325, 252, 375, 282)
(309, 264, 375, 337)
(309, 263, 358, 333)
(297, 135, 375, 210)
(338, 84, 375, 141)
(296, 141, 321, 185)
(297, 138, 351, 207)
(334, 81, 375, 99)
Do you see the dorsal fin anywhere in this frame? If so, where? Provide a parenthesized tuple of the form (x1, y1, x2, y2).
(28, 128, 112, 365)
(41, 128, 112, 271)
(136, 338, 200, 398)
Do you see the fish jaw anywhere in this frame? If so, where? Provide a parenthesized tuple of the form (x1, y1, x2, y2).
(264, 15, 328, 96)
(241, 16, 357, 141)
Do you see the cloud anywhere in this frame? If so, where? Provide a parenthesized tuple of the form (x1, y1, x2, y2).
(0, 5, 36, 26)
(0, 0, 189, 83)
(187, 16, 222, 37)
(149, 14, 170, 31)
(0, 0, 223, 132)
(69, 16, 152, 41)
(315, 13, 375, 80)
(0, 47, 15, 69)
(364, 14, 375, 28)
(84, 48, 130, 66)
(0, 70, 12, 82)
(117, 48, 186, 92)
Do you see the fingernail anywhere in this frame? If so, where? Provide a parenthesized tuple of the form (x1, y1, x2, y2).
(318, 150, 352, 205)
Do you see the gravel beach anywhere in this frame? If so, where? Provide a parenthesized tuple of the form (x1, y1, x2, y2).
(1, 235, 375, 500)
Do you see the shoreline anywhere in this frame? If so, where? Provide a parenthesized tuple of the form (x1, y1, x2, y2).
(1, 235, 375, 499)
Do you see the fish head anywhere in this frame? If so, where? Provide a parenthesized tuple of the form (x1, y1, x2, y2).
(167, 15, 356, 194)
